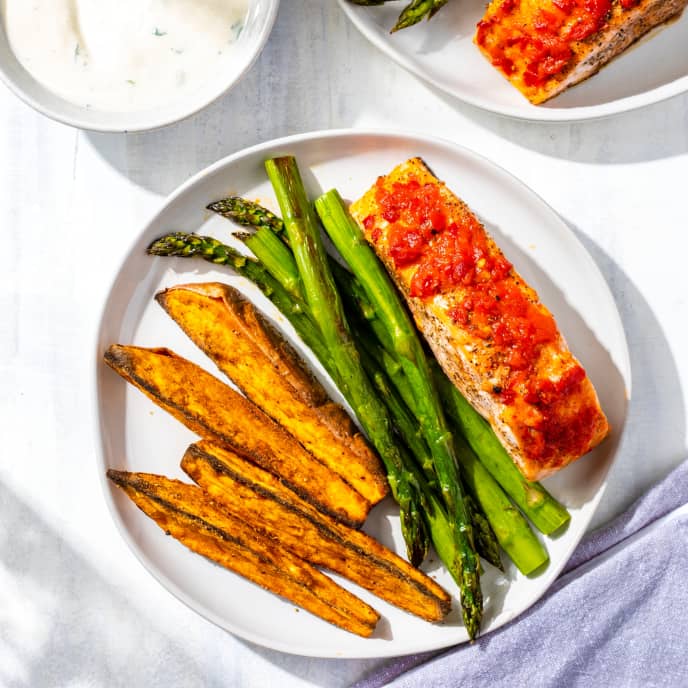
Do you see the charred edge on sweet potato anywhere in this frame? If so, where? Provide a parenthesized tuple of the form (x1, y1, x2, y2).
(103, 344, 371, 526)
(182, 441, 452, 621)
(106, 469, 379, 636)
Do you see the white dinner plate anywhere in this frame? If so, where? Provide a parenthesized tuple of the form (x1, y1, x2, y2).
(94, 129, 631, 657)
(338, 1, 688, 121)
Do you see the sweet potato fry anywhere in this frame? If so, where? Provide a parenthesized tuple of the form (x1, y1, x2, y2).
(106, 470, 379, 637)
(103, 344, 370, 526)
(155, 283, 388, 505)
(182, 440, 452, 622)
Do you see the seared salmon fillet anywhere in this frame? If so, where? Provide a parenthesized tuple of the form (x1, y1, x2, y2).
(475, 0, 688, 104)
(350, 158, 609, 481)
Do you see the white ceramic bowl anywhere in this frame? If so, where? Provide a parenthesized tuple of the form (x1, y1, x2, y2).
(0, 0, 280, 132)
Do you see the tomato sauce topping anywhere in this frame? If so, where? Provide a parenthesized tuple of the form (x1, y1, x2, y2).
(373, 176, 594, 461)
(476, 0, 624, 88)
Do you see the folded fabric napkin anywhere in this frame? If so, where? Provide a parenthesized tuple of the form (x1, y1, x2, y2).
(354, 460, 688, 688)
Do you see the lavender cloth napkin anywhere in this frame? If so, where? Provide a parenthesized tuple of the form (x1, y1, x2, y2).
(354, 460, 688, 688)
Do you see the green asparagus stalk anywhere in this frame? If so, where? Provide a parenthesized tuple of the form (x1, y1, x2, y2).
(465, 494, 503, 573)
(357, 320, 548, 574)
(392, 0, 446, 31)
(240, 228, 302, 299)
(330, 258, 394, 350)
(359, 342, 503, 572)
(433, 368, 571, 535)
(348, 0, 448, 32)
(359, 340, 435, 483)
(207, 197, 284, 233)
(265, 156, 428, 569)
(455, 436, 548, 574)
(315, 188, 482, 638)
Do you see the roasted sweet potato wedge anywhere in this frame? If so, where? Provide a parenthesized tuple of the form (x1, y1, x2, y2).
(107, 470, 379, 637)
(155, 283, 388, 505)
(182, 440, 452, 622)
(103, 344, 370, 526)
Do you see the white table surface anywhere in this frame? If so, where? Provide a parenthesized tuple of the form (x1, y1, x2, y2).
(1, 2, 686, 686)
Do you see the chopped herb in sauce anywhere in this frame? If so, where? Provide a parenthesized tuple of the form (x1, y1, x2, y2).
(230, 21, 244, 40)
(2, 0, 249, 112)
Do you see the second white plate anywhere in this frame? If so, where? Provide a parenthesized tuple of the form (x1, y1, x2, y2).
(95, 129, 630, 657)
(338, 1, 688, 121)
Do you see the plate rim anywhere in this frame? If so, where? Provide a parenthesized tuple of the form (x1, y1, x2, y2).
(337, 0, 688, 123)
(92, 127, 632, 658)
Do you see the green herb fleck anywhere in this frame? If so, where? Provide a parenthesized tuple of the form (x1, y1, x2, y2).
(171, 48, 184, 55)
(126, 79, 136, 86)
(230, 20, 244, 41)
(153, 27, 167, 36)
(74, 43, 80, 61)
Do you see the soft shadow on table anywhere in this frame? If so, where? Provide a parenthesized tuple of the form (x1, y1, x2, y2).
(0, 482, 210, 688)
(234, 638, 384, 688)
(426, 84, 688, 165)
(564, 222, 686, 524)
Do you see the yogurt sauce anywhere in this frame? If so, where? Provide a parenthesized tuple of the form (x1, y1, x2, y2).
(1, 0, 249, 112)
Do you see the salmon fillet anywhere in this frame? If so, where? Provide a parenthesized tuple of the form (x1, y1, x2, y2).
(350, 158, 609, 481)
(475, 0, 688, 104)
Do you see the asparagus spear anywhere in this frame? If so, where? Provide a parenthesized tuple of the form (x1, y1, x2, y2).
(265, 156, 428, 569)
(315, 189, 482, 638)
(359, 342, 503, 572)
(207, 197, 284, 233)
(433, 368, 571, 535)
(239, 228, 302, 300)
(465, 494, 503, 573)
(357, 320, 548, 575)
(392, 0, 447, 32)
(455, 436, 548, 575)
(348, 0, 448, 32)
